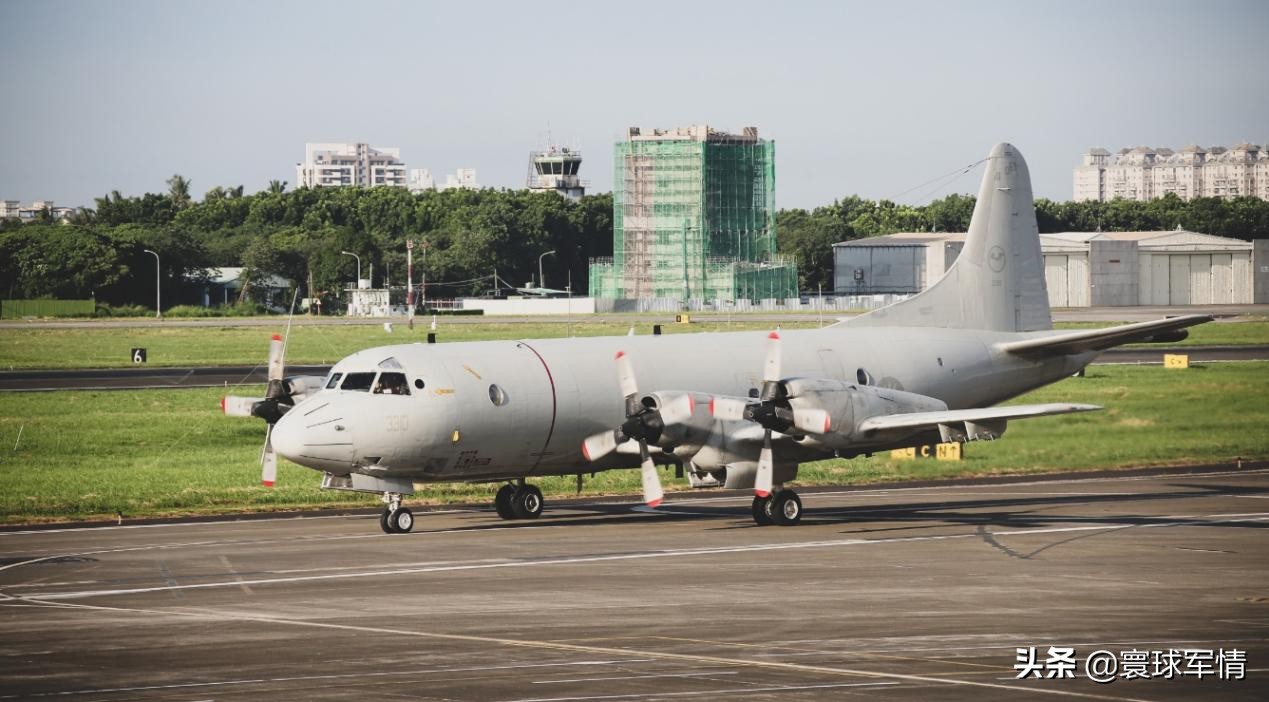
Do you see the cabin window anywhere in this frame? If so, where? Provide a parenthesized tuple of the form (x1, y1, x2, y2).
(856, 368, 870, 385)
(414, 379, 425, 390)
(488, 384, 509, 406)
(340, 372, 376, 392)
(374, 372, 410, 395)
(325, 372, 343, 389)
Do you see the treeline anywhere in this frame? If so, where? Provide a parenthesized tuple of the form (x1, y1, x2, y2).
(3, 179, 1267, 307)
(0, 180, 614, 309)
(778, 192, 1269, 291)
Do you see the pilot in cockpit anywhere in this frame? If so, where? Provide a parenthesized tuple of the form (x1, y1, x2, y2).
(373, 372, 408, 395)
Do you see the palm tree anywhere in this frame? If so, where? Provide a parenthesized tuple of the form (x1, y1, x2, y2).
(204, 186, 227, 202)
(229, 185, 244, 198)
(267, 180, 287, 195)
(167, 174, 192, 209)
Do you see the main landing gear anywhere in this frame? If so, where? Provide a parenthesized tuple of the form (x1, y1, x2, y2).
(379, 492, 414, 534)
(751, 488, 802, 527)
(494, 481, 544, 520)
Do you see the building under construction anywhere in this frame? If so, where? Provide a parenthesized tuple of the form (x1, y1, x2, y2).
(588, 125, 798, 301)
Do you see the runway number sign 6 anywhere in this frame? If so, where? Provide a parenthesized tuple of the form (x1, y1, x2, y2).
(1164, 354, 1189, 369)
(131, 348, 147, 364)
(891, 443, 962, 461)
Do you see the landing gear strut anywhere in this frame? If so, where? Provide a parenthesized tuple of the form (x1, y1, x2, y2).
(379, 492, 414, 534)
(493, 481, 544, 520)
(751, 488, 802, 527)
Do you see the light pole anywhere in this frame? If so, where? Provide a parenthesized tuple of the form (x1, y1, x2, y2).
(538, 249, 556, 289)
(340, 251, 361, 286)
(142, 249, 160, 318)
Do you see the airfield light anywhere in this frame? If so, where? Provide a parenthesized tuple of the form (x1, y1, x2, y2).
(142, 249, 160, 318)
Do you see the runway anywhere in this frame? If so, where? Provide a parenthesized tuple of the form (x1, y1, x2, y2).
(1, 467, 1266, 700)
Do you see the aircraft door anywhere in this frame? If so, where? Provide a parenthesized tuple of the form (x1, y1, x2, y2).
(443, 343, 555, 479)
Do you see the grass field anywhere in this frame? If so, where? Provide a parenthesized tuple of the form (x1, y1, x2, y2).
(1, 362, 1265, 524)
(0, 318, 1266, 370)
(0, 319, 823, 370)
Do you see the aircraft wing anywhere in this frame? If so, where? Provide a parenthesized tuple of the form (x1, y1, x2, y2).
(858, 402, 1100, 436)
(996, 314, 1213, 358)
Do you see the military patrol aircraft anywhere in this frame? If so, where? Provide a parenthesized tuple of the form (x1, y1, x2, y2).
(224, 143, 1210, 533)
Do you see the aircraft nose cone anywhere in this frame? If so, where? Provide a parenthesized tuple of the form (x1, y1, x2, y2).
(269, 400, 358, 471)
(270, 412, 304, 462)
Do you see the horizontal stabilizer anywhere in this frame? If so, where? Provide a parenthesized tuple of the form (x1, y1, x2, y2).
(859, 402, 1100, 436)
(997, 315, 1212, 358)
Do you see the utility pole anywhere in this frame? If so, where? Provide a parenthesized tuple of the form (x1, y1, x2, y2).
(406, 240, 415, 327)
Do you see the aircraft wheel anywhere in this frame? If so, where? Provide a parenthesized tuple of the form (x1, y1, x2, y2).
(390, 507, 415, 533)
(771, 490, 802, 526)
(751, 495, 774, 526)
(494, 484, 517, 520)
(512, 484, 544, 519)
(379, 508, 395, 533)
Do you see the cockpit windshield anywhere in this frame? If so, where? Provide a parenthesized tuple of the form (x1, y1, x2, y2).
(336, 370, 411, 395)
(374, 372, 410, 395)
(340, 372, 376, 392)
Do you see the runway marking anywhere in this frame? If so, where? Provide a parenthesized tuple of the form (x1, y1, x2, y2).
(0, 659, 658, 699)
(14, 512, 1268, 602)
(530, 670, 738, 684)
(505, 681, 901, 701)
(218, 555, 253, 595)
(7, 598, 1153, 702)
(649, 635, 1002, 671)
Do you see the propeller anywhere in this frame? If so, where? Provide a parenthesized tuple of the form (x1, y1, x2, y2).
(581, 351, 693, 508)
(223, 333, 290, 487)
(753, 332, 782, 497)
(708, 332, 831, 498)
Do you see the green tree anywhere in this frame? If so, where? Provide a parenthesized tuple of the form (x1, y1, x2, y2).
(167, 174, 192, 209)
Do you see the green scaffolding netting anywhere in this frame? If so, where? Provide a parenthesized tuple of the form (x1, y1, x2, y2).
(589, 133, 798, 301)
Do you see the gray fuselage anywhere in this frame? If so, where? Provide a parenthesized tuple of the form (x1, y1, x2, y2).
(273, 326, 1092, 483)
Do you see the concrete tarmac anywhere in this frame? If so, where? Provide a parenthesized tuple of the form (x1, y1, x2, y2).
(1, 467, 1266, 700)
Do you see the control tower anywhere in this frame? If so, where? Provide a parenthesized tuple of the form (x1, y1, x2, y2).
(527, 146, 585, 201)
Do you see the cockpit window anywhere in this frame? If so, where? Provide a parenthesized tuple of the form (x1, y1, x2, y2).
(325, 372, 343, 389)
(378, 357, 404, 370)
(340, 372, 376, 392)
(374, 372, 410, 395)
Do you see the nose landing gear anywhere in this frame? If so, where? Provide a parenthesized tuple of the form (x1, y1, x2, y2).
(494, 481, 544, 520)
(751, 487, 802, 527)
(379, 492, 415, 533)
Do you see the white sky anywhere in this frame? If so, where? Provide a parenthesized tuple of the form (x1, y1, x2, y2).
(2, 0, 1266, 210)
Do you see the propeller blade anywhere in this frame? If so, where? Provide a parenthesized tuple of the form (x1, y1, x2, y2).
(222, 395, 259, 417)
(582, 430, 619, 462)
(792, 408, 831, 435)
(267, 333, 285, 384)
(754, 428, 774, 498)
(762, 331, 782, 384)
(638, 440, 663, 508)
(261, 425, 278, 488)
(615, 351, 639, 399)
(710, 397, 749, 422)
(658, 393, 695, 425)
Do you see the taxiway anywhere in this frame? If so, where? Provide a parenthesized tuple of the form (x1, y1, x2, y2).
(1, 466, 1266, 700)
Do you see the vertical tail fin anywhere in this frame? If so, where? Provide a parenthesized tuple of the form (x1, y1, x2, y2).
(842, 143, 1051, 332)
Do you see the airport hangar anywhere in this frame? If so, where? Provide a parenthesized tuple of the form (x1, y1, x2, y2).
(834, 228, 1269, 306)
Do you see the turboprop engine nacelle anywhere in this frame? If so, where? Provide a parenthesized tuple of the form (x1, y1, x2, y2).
(783, 378, 948, 451)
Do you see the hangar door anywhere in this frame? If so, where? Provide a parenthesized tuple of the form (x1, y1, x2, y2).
(1141, 254, 1242, 305)
(1044, 254, 1088, 307)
